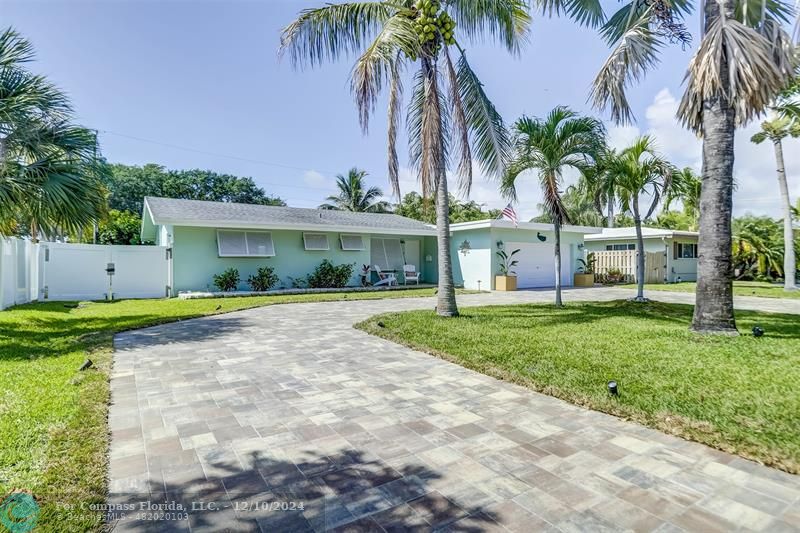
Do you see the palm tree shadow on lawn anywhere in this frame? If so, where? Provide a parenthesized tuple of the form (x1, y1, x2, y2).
(108, 448, 499, 532)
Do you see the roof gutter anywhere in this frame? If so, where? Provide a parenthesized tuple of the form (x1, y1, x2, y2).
(149, 218, 438, 236)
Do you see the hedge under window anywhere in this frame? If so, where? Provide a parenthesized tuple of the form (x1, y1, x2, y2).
(340, 234, 365, 251)
(217, 230, 275, 257)
(303, 233, 330, 251)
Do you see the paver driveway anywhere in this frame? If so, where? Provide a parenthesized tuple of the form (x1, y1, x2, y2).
(108, 288, 800, 532)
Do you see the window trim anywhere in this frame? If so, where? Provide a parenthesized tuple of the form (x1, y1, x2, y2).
(673, 242, 698, 259)
(302, 232, 330, 251)
(605, 243, 635, 251)
(339, 234, 365, 251)
(216, 230, 275, 257)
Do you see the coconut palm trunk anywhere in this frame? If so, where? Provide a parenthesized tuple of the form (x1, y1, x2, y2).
(772, 139, 797, 290)
(435, 160, 457, 315)
(607, 199, 614, 228)
(691, 0, 738, 334)
(632, 197, 646, 300)
(553, 218, 563, 306)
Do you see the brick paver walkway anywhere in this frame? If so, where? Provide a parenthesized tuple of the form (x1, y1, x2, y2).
(108, 288, 800, 532)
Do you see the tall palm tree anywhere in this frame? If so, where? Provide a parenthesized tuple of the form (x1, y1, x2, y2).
(542, 0, 797, 333)
(502, 106, 605, 306)
(0, 27, 107, 241)
(751, 116, 799, 290)
(280, 0, 529, 317)
(606, 136, 675, 301)
(319, 167, 392, 212)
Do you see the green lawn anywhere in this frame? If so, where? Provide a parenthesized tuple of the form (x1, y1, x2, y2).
(356, 300, 800, 473)
(0, 287, 450, 531)
(621, 280, 800, 299)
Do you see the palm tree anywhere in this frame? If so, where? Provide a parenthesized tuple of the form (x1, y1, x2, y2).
(544, 0, 797, 332)
(502, 107, 605, 306)
(580, 147, 619, 228)
(280, 1, 529, 317)
(751, 116, 799, 290)
(733, 215, 785, 279)
(531, 185, 605, 226)
(0, 27, 107, 241)
(319, 167, 392, 212)
(605, 136, 675, 301)
(664, 167, 702, 229)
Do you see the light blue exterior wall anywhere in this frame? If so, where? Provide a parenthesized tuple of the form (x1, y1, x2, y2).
(451, 226, 587, 290)
(167, 226, 437, 293)
(162, 222, 590, 293)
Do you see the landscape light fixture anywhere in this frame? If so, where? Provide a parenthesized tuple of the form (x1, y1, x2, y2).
(607, 380, 618, 396)
(752, 326, 764, 338)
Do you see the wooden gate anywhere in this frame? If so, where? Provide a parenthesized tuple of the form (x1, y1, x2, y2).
(593, 250, 666, 283)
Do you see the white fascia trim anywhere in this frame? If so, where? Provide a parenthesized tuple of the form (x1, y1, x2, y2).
(585, 232, 699, 242)
(450, 219, 602, 234)
(585, 233, 670, 241)
(151, 218, 438, 236)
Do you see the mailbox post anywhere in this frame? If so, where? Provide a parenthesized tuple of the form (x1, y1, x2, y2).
(106, 262, 115, 300)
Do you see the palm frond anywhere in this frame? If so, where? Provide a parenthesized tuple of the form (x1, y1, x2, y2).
(443, 46, 472, 194)
(592, 9, 663, 124)
(536, 0, 606, 28)
(407, 60, 449, 198)
(387, 57, 403, 199)
(456, 53, 508, 179)
(0, 27, 36, 68)
(351, 14, 418, 132)
(678, 15, 797, 133)
(279, 2, 393, 68)
(446, 0, 531, 54)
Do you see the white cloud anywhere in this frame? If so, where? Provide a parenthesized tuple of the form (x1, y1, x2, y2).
(609, 88, 800, 216)
(302, 169, 330, 188)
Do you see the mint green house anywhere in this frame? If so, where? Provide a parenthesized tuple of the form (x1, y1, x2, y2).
(141, 197, 598, 294)
(584, 227, 699, 283)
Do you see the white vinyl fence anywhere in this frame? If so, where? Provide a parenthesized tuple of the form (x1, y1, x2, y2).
(0, 238, 40, 309)
(0, 237, 170, 309)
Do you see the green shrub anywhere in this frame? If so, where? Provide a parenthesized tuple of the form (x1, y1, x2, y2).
(307, 260, 355, 288)
(213, 268, 240, 291)
(248, 266, 279, 292)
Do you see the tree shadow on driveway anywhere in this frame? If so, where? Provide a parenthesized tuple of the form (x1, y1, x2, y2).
(108, 448, 500, 532)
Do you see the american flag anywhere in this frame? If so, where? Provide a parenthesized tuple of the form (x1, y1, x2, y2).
(501, 203, 518, 227)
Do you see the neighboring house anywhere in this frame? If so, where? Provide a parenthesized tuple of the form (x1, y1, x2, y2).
(140, 197, 598, 293)
(450, 220, 600, 290)
(584, 227, 699, 283)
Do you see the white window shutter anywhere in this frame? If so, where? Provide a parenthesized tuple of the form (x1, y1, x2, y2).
(340, 234, 364, 251)
(303, 233, 329, 251)
(246, 232, 275, 256)
(218, 231, 247, 256)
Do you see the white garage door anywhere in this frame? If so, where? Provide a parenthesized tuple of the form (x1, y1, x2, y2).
(506, 241, 571, 289)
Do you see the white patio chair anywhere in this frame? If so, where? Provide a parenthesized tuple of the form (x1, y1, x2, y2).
(403, 264, 420, 285)
(373, 266, 397, 287)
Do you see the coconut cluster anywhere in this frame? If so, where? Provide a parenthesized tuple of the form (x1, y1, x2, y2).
(409, 0, 456, 54)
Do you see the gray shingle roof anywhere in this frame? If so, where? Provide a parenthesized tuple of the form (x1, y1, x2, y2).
(144, 197, 436, 234)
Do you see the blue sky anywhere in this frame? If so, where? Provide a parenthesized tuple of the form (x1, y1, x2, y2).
(4, 0, 796, 219)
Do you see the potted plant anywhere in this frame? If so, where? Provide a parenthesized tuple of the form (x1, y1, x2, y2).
(495, 248, 520, 291)
(574, 253, 595, 287)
